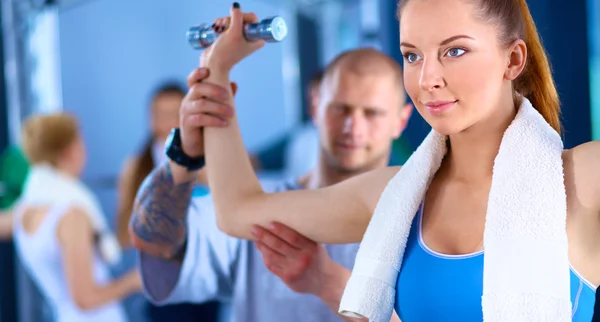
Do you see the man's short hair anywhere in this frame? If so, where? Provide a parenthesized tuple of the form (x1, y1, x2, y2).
(322, 47, 404, 92)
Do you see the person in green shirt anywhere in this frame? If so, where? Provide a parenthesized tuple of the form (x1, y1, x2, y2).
(0, 145, 30, 239)
(0, 145, 30, 210)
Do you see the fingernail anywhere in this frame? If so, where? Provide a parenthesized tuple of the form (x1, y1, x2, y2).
(269, 223, 276, 231)
(251, 226, 259, 236)
(233, 2, 240, 8)
(211, 23, 216, 28)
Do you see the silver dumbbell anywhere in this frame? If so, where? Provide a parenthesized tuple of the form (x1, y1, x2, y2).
(187, 16, 288, 50)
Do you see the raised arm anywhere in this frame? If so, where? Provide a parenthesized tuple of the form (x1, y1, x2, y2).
(190, 6, 398, 244)
(58, 207, 141, 310)
(128, 68, 234, 261)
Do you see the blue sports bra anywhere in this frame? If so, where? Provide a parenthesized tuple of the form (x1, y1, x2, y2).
(395, 204, 596, 321)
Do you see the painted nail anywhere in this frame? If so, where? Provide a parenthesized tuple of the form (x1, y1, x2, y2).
(233, 2, 240, 9)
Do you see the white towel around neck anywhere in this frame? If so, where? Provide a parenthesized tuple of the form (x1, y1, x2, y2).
(18, 164, 122, 266)
(339, 97, 571, 321)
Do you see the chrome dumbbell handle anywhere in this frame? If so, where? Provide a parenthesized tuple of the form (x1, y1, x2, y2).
(187, 16, 288, 50)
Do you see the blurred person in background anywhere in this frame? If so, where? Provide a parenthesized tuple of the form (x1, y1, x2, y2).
(115, 82, 221, 322)
(0, 145, 30, 238)
(130, 47, 412, 322)
(255, 68, 414, 180)
(0, 145, 30, 210)
(13, 112, 140, 322)
(0, 210, 13, 239)
(0, 144, 38, 322)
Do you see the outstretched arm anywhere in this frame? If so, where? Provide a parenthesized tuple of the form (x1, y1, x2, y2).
(193, 6, 398, 244)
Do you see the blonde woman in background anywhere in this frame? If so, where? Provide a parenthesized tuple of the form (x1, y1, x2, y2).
(13, 112, 141, 322)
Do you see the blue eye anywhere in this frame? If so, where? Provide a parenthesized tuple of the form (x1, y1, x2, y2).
(404, 52, 421, 63)
(447, 48, 466, 57)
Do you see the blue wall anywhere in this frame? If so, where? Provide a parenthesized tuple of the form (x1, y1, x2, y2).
(528, 0, 592, 148)
(58, 0, 292, 222)
(589, 0, 600, 140)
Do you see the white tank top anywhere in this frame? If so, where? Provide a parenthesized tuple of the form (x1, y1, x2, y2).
(13, 203, 128, 322)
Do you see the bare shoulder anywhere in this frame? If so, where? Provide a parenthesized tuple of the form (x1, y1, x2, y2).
(331, 166, 401, 213)
(56, 207, 94, 244)
(563, 141, 600, 210)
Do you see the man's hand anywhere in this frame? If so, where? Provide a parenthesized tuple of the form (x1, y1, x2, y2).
(253, 222, 403, 322)
(179, 67, 238, 158)
(252, 222, 335, 296)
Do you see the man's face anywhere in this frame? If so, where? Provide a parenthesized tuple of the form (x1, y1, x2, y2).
(314, 69, 410, 173)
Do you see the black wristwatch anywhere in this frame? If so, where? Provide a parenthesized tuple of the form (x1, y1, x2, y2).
(165, 128, 205, 171)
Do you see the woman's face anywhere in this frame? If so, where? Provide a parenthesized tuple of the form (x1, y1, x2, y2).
(399, 0, 519, 135)
(151, 92, 184, 142)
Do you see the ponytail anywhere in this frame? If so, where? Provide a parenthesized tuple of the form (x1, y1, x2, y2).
(116, 138, 155, 246)
(513, 0, 561, 134)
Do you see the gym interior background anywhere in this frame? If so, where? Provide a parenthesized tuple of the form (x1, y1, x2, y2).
(0, 0, 597, 321)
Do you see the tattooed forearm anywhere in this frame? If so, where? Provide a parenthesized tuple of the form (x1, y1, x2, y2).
(130, 162, 194, 259)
